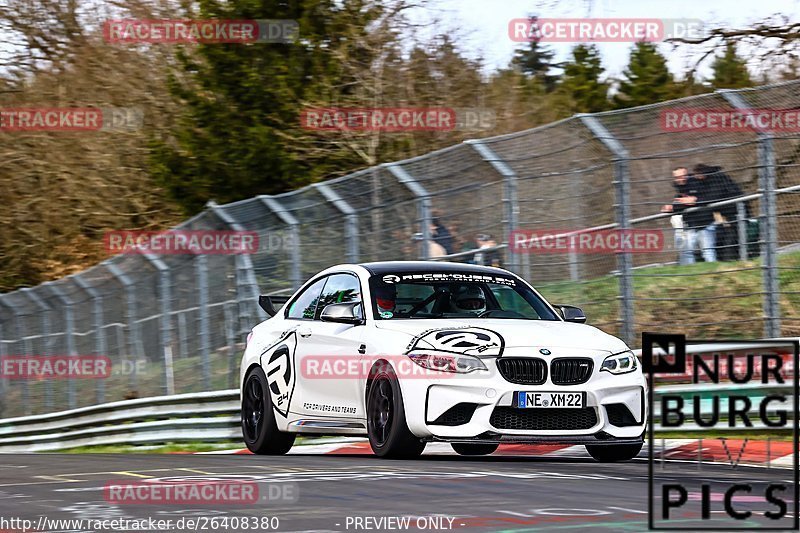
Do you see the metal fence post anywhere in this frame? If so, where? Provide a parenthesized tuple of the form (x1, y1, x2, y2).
(195, 253, 211, 390)
(467, 139, 527, 278)
(207, 201, 263, 332)
(177, 312, 188, 360)
(141, 254, 174, 395)
(42, 282, 77, 409)
(72, 275, 106, 404)
(260, 196, 302, 290)
(0, 321, 5, 418)
(370, 167, 383, 261)
(720, 90, 781, 337)
(385, 163, 433, 260)
(106, 263, 140, 392)
(758, 135, 781, 337)
(580, 115, 634, 345)
(0, 297, 16, 416)
(21, 288, 53, 411)
(224, 302, 237, 389)
(314, 183, 360, 264)
(736, 202, 748, 261)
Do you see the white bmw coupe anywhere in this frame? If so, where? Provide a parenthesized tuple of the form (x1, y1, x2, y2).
(241, 261, 646, 460)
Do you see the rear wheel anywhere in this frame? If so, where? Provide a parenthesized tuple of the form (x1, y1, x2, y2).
(366, 368, 425, 459)
(585, 442, 643, 462)
(451, 443, 499, 456)
(242, 367, 295, 455)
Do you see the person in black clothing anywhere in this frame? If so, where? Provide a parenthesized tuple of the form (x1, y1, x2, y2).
(430, 217, 455, 255)
(669, 164, 718, 262)
(693, 164, 750, 261)
(662, 166, 711, 264)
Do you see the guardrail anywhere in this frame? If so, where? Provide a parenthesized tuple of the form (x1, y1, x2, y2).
(0, 389, 240, 452)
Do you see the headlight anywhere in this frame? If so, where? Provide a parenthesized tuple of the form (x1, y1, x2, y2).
(600, 350, 637, 374)
(407, 352, 487, 374)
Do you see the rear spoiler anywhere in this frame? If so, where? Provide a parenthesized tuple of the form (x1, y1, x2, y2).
(259, 294, 290, 317)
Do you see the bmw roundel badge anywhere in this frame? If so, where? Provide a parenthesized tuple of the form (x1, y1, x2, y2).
(539, 348, 551, 355)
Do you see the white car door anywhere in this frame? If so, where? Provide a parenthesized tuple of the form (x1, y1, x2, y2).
(291, 273, 366, 420)
(262, 276, 327, 418)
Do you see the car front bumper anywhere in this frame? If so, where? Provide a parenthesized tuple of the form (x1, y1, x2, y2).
(398, 355, 647, 443)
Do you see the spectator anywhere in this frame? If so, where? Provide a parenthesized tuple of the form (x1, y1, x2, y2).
(473, 233, 502, 267)
(459, 233, 478, 264)
(696, 164, 749, 261)
(430, 217, 455, 255)
(409, 227, 448, 258)
(660, 165, 717, 263)
(662, 166, 698, 265)
(427, 239, 448, 258)
(691, 163, 752, 262)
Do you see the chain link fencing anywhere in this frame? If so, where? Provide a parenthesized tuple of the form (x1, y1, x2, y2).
(1, 81, 799, 417)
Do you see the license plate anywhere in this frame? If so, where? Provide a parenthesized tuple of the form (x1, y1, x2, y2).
(515, 391, 586, 409)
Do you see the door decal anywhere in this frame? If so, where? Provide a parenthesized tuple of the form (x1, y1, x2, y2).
(262, 331, 298, 417)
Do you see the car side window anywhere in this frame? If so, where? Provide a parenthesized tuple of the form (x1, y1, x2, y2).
(491, 286, 540, 319)
(286, 277, 328, 320)
(395, 283, 436, 315)
(314, 273, 362, 320)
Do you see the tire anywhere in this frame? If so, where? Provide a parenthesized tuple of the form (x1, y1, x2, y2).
(451, 443, 499, 456)
(366, 367, 426, 459)
(241, 367, 295, 455)
(585, 442, 643, 462)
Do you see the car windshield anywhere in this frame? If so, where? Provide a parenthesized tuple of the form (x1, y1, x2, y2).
(369, 272, 559, 320)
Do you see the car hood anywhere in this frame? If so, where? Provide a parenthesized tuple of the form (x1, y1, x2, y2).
(374, 318, 628, 356)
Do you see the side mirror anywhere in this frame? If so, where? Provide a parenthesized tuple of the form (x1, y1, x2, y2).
(320, 302, 364, 325)
(557, 305, 586, 324)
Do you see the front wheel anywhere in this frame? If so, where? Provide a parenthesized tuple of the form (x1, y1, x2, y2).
(241, 367, 295, 455)
(585, 442, 643, 462)
(451, 443, 499, 456)
(366, 367, 425, 459)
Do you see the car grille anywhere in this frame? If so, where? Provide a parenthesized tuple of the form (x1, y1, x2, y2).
(429, 403, 477, 426)
(496, 358, 547, 385)
(490, 407, 598, 431)
(550, 358, 594, 385)
(605, 403, 638, 426)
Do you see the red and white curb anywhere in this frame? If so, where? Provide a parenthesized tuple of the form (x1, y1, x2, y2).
(198, 438, 795, 468)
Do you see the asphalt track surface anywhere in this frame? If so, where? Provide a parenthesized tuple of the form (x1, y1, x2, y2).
(0, 450, 796, 532)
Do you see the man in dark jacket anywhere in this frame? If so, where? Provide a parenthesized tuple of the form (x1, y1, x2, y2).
(430, 217, 455, 255)
(662, 166, 716, 263)
(694, 164, 749, 261)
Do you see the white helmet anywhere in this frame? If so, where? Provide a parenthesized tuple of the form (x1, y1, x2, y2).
(450, 285, 487, 314)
